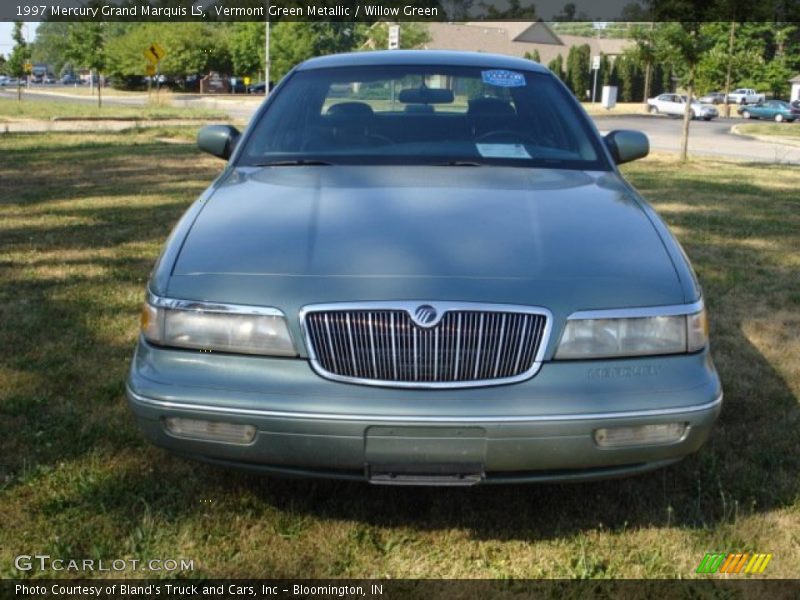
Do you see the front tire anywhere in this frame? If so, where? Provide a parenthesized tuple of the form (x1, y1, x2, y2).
(742, 110, 751, 119)
(775, 114, 784, 123)
(649, 105, 659, 115)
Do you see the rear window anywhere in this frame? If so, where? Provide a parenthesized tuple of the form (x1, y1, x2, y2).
(238, 64, 610, 171)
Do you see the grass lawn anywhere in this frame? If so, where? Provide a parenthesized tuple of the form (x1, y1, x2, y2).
(0, 130, 798, 579)
(0, 97, 227, 121)
(736, 123, 800, 139)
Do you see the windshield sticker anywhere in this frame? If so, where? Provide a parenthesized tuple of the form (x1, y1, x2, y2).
(476, 143, 532, 159)
(481, 70, 526, 87)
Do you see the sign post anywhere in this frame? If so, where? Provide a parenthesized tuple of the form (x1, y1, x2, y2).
(388, 25, 400, 50)
(591, 55, 601, 104)
(144, 42, 167, 100)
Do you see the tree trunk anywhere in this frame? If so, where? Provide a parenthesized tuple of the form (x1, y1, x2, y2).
(642, 21, 655, 107)
(723, 21, 735, 118)
(97, 71, 102, 109)
(680, 68, 695, 162)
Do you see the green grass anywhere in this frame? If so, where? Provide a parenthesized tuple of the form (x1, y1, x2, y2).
(1, 132, 798, 579)
(0, 97, 227, 121)
(736, 123, 800, 139)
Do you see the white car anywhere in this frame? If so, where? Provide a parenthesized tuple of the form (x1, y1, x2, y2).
(647, 94, 718, 121)
(0, 75, 9, 86)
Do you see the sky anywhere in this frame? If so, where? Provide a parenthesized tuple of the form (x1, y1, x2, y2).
(0, 22, 39, 58)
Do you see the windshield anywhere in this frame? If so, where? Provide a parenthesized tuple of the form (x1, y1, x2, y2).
(238, 64, 610, 170)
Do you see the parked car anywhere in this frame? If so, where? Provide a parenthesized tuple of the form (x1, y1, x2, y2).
(229, 77, 247, 94)
(127, 50, 722, 485)
(698, 91, 726, 105)
(60, 74, 83, 85)
(0, 75, 9, 86)
(247, 81, 266, 94)
(726, 88, 765, 105)
(738, 100, 800, 122)
(647, 93, 718, 120)
(43, 75, 56, 84)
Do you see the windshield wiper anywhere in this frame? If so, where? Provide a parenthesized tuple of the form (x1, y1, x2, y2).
(252, 159, 334, 167)
(430, 160, 485, 167)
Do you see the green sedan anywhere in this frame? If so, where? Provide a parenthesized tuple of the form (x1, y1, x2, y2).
(126, 51, 722, 485)
(739, 100, 800, 122)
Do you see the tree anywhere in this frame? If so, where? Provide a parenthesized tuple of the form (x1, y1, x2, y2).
(105, 23, 231, 88)
(229, 22, 265, 80)
(654, 22, 714, 161)
(66, 23, 107, 107)
(0, 54, 7, 76)
(547, 54, 564, 81)
(524, 50, 541, 63)
(31, 22, 72, 76)
(269, 23, 367, 82)
(7, 22, 30, 101)
(479, 0, 536, 19)
(565, 44, 591, 99)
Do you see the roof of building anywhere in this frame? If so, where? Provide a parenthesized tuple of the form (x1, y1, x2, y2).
(790, 74, 800, 83)
(423, 22, 632, 65)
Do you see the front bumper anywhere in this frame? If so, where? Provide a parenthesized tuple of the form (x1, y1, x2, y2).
(126, 338, 722, 484)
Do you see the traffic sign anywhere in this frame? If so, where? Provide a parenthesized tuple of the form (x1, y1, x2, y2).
(144, 42, 167, 64)
(145, 64, 155, 77)
(24, 62, 33, 73)
(591, 55, 601, 71)
(388, 25, 400, 50)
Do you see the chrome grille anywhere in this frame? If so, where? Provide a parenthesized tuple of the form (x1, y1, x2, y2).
(302, 303, 550, 388)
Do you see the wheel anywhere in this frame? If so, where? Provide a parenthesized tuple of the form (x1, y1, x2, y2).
(649, 105, 659, 114)
(703, 116, 712, 121)
(774, 114, 784, 123)
(742, 110, 751, 119)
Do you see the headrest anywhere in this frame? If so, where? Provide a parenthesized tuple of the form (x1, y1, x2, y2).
(467, 97, 516, 118)
(326, 102, 374, 118)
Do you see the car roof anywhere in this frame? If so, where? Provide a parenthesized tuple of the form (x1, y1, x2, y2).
(296, 50, 550, 74)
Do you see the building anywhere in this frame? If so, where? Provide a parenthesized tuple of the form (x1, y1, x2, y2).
(791, 74, 800, 103)
(423, 21, 632, 64)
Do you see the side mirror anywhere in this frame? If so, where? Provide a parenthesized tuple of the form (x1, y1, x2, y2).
(197, 125, 241, 160)
(604, 130, 649, 165)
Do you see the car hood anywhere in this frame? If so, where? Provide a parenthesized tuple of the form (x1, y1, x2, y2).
(167, 166, 684, 316)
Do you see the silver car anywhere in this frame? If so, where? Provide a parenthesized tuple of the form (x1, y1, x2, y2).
(648, 93, 718, 121)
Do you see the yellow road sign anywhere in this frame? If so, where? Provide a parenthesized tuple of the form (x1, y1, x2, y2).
(144, 42, 166, 64)
(244, 77, 251, 85)
(150, 42, 166, 61)
(145, 64, 155, 77)
(24, 62, 33, 73)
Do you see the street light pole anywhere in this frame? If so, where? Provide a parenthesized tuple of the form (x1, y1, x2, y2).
(265, 1, 270, 94)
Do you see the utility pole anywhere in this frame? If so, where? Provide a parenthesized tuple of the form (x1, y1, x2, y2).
(265, 0, 270, 94)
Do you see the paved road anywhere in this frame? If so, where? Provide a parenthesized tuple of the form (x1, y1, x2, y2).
(594, 114, 800, 164)
(4, 88, 800, 163)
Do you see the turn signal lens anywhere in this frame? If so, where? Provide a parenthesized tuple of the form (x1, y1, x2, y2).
(594, 423, 687, 448)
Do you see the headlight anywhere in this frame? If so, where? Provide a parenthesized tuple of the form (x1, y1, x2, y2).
(555, 304, 708, 359)
(141, 294, 296, 356)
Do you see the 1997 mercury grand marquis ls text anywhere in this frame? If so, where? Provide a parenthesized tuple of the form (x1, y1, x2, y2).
(126, 51, 722, 485)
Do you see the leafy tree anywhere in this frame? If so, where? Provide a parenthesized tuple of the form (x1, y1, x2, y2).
(269, 23, 367, 82)
(547, 54, 564, 81)
(0, 54, 7, 76)
(229, 22, 265, 79)
(7, 22, 30, 101)
(31, 22, 72, 76)
(565, 44, 591, 99)
(66, 22, 107, 107)
(105, 23, 231, 88)
(654, 22, 714, 161)
(524, 50, 541, 63)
